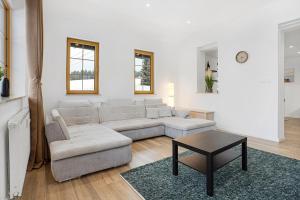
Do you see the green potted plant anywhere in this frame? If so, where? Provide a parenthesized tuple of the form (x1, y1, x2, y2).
(205, 74, 214, 93)
(0, 66, 3, 80)
(0, 65, 4, 97)
(205, 62, 214, 93)
(0, 65, 9, 97)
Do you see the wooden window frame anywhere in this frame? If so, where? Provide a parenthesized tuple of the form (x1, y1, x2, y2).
(66, 37, 99, 95)
(134, 49, 154, 95)
(1, 0, 10, 80)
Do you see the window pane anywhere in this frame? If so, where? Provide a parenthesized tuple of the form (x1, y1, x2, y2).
(0, 35, 4, 64)
(0, 66, 3, 80)
(70, 44, 83, 59)
(67, 38, 99, 94)
(83, 59, 94, 72)
(70, 58, 83, 90)
(135, 54, 151, 92)
(0, 5, 4, 34)
(82, 60, 95, 91)
(83, 79, 94, 91)
(83, 46, 95, 60)
(70, 58, 82, 72)
(0, 1, 4, 64)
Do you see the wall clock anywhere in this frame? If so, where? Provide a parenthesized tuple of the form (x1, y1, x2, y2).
(236, 51, 249, 63)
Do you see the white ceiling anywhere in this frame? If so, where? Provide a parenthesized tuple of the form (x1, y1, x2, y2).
(47, 0, 275, 41)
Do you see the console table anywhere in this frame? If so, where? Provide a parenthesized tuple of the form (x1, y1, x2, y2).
(189, 109, 214, 120)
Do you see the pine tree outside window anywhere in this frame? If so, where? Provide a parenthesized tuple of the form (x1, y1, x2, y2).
(134, 50, 154, 94)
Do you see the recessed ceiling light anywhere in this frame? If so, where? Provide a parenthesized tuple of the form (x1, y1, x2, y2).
(289, 45, 294, 48)
(186, 20, 191, 24)
(146, 3, 151, 7)
(297, 51, 300, 54)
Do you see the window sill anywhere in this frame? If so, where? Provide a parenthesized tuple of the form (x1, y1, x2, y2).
(0, 96, 25, 105)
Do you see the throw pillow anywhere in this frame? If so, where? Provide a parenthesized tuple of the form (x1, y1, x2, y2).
(145, 103, 167, 108)
(175, 110, 190, 118)
(171, 108, 176, 116)
(134, 99, 145, 105)
(159, 106, 172, 118)
(146, 108, 159, 119)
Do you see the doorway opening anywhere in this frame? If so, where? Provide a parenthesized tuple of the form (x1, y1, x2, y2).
(278, 19, 300, 145)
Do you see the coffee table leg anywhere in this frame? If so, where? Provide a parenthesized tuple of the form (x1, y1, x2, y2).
(172, 141, 178, 176)
(242, 141, 247, 171)
(206, 154, 214, 196)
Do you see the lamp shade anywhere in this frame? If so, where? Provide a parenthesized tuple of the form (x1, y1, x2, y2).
(168, 82, 174, 97)
(168, 82, 174, 107)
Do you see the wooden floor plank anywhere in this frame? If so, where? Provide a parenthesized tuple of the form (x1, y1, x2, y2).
(20, 119, 300, 200)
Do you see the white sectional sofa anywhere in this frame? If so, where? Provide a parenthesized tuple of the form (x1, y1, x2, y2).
(45, 99, 216, 182)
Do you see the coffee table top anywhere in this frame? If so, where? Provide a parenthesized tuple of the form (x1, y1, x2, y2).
(173, 130, 247, 155)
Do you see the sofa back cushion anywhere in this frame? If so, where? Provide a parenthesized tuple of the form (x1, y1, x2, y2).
(158, 106, 172, 118)
(144, 98, 163, 105)
(146, 108, 159, 119)
(103, 99, 135, 106)
(89, 99, 105, 107)
(57, 106, 100, 126)
(134, 99, 145, 105)
(58, 100, 92, 108)
(145, 103, 167, 108)
(100, 105, 146, 122)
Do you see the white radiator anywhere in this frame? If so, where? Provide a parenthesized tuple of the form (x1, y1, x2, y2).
(8, 108, 30, 199)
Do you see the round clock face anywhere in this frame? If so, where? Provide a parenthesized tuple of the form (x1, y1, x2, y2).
(236, 51, 248, 63)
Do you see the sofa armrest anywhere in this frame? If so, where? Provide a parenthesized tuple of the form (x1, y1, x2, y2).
(45, 121, 67, 143)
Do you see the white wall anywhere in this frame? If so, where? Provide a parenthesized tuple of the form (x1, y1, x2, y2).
(284, 57, 300, 118)
(0, 98, 24, 200)
(175, 0, 300, 142)
(0, 1, 26, 199)
(42, 0, 177, 113)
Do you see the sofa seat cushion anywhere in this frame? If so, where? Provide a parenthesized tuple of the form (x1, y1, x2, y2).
(49, 124, 132, 161)
(158, 117, 216, 131)
(102, 118, 163, 132)
(67, 123, 106, 137)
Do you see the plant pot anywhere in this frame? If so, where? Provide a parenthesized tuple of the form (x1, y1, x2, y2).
(205, 87, 213, 93)
(1, 77, 9, 97)
(0, 78, 2, 86)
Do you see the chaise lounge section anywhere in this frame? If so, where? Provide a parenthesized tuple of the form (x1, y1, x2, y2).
(45, 99, 216, 182)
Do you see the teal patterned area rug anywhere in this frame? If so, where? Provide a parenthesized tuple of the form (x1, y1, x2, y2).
(121, 147, 300, 200)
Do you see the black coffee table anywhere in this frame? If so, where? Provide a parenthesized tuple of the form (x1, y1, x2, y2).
(172, 130, 247, 196)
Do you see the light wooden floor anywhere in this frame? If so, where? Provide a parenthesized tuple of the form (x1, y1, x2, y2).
(21, 119, 300, 200)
